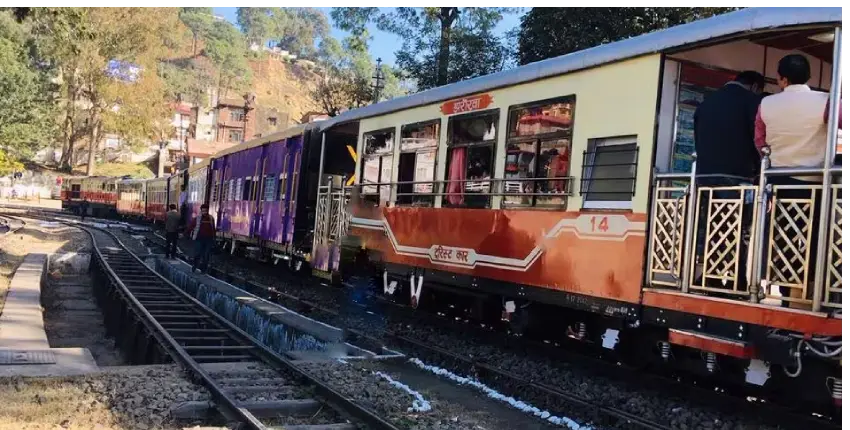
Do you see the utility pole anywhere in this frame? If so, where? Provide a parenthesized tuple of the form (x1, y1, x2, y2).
(371, 58, 385, 104)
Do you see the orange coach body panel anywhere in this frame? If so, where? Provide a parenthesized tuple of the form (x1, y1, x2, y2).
(350, 205, 647, 304)
(643, 289, 842, 336)
(668, 329, 755, 359)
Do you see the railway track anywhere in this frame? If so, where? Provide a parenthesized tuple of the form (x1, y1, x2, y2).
(139, 229, 842, 430)
(37, 216, 399, 430)
(12, 208, 838, 430)
(0, 214, 25, 237)
(139, 231, 664, 430)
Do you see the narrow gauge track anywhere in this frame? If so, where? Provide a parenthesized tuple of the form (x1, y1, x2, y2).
(139, 229, 841, 430)
(21, 214, 399, 430)
(16, 209, 838, 430)
(140, 232, 663, 430)
(0, 213, 26, 238)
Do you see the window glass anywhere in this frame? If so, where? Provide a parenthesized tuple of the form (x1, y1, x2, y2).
(242, 178, 251, 201)
(445, 111, 498, 208)
(230, 110, 245, 122)
(503, 97, 575, 208)
(509, 99, 574, 138)
(396, 121, 440, 206)
(503, 141, 536, 206)
(264, 175, 277, 201)
(414, 150, 436, 194)
(228, 130, 243, 142)
(364, 130, 394, 155)
(449, 111, 498, 145)
(536, 139, 571, 206)
(401, 122, 439, 151)
(362, 157, 380, 194)
(583, 142, 638, 202)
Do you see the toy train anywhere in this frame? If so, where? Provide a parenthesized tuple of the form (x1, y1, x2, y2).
(61, 8, 842, 417)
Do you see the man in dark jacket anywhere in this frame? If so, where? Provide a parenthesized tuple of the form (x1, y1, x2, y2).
(165, 204, 180, 259)
(188, 204, 216, 273)
(692, 71, 764, 291)
(694, 70, 766, 184)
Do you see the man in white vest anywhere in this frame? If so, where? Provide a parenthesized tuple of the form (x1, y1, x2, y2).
(754, 54, 840, 307)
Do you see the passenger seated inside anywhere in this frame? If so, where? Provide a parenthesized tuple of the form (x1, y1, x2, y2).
(755, 54, 841, 307)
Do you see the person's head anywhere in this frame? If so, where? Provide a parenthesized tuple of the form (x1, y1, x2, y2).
(201, 204, 209, 214)
(169, 204, 176, 211)
(777, 54, 811, 89)
(735, 71, 765, 94)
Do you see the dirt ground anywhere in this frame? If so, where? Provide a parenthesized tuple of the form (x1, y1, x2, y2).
(0, 366, 212, 430)
(0, 213, 88, 316)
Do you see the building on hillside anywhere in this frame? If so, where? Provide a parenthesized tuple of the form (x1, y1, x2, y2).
(186, 138, 238, 165)
(254, 106, 291, 138)
(214, 94, 256, 145)
(300, 111, 329, 123)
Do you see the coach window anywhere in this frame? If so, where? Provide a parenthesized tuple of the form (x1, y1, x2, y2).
(444, 109, 498, 208)
(263, 174, 277, 201)
(243, 176, 253, 201)
(361, 129, 395, 205)
(396, 120, 439, 207)
(580, 136, 639, 209)
(504, 96, 575, 208)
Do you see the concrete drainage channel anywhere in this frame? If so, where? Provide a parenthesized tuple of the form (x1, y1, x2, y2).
(42, 251, 126, 366)
(152, 257, 404, 364)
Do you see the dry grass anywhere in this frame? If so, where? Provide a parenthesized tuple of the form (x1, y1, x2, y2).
(0, 377, 119, 430)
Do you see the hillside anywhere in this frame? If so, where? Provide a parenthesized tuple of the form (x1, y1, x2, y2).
(249, 56, 322, 124)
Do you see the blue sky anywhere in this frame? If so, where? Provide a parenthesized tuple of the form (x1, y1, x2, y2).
(213, 7, 524, 66)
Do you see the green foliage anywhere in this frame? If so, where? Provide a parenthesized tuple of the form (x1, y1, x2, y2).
(332, 7, 515, 91)
(515, 7, 738, 65)
(0, 10, 57, 160)
(0, 149, 25, 177)
(312, 36, 405, 116)
(236, 7, 275, 47)
(275, 8, 329, 59)
(204, 19, 252, 96)
(92, 161, 154, 179)
(179, 7, 214, 55)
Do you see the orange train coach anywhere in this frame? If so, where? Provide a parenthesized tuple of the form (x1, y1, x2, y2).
(309, 8, 842, 415)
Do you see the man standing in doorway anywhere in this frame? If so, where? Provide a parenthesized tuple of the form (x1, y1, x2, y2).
(755, 54, 840, 307)
(693, 70, 765, 289)
(165, 204, 180, 259)
(694, 70, 765, 184)
(188, 203, 216, 273)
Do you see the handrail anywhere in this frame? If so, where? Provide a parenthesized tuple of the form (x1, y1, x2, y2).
(648, 148, 843, 312)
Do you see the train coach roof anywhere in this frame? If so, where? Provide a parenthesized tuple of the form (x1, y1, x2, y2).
(212, 123, 311, 159)
(318, 7, 840, 132)
(188, 158, 210, 174)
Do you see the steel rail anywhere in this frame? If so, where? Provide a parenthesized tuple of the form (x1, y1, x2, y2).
(12, 210, 399, 430)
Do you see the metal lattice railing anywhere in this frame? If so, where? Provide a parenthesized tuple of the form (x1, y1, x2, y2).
(649, 186, 687, 286)
(823, 184, 842, 309)
(764, 185, 818, 306)
(690, 186, 755, 296)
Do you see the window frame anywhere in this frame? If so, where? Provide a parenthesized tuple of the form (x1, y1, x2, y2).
(228, 129, 243, 143)
(503, 95, 576, 210)
(359, 127, 396, 203)
(444, 108, 500, 208)
(230, 110, 246, 123)
(396, 119, 440, 207)
(580, 135, 640, 210)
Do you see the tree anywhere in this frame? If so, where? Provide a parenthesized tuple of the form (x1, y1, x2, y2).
(312, 36, 405, 116)
(236, 7, 275, 48)
(204, 19, 252, 99)
(332, 7, 515, 90)
(29, 8, 181, 175)
(274, 8, 329, 59)
(179, 7, 214, 56)
(515, 8, 737, 65)
(0, 10, 57, 162)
